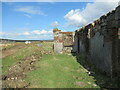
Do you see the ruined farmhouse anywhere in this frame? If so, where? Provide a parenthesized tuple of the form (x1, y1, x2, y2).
(53, 5, 120, 78)
(53, 28, 75, 53)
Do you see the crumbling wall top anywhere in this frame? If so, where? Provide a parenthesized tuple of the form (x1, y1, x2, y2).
(53, 28, 61, 33)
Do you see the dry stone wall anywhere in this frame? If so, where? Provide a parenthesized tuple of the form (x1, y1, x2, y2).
(72, 5, 120, 77)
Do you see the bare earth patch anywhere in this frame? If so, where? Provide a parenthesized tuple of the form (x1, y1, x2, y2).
(1, 44, 27, 59)
(2, 51, 42, 88)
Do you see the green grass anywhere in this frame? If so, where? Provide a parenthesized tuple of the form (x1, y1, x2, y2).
(2, 43, 41, 75)
(24, 42, 100, 88)
(2, 42, 100, 88)
(42, 42, 53, 51)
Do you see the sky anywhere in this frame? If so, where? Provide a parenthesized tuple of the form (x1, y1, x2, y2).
(1, 1, 119, 40)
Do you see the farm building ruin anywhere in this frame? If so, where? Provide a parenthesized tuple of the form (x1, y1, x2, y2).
(72, 5, 120, 77)
(53, 28, 75, 53)
(53, 5, 120, 78)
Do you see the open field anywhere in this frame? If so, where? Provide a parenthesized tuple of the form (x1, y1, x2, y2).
(1, 2, 120, 89)
(1, 42, 109, 88)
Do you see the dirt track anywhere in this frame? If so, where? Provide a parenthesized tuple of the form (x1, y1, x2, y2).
(1, 44, 27, 59)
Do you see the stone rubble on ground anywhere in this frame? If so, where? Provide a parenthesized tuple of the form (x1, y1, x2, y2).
(2, 51, 42, 88)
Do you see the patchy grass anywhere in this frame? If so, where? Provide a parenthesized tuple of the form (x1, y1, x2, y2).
(1, 44, 15, 51)
(2, 43, 42, 75)
(2, 42, 100, 88)
(1, 42, 24, 51)
(25, 42, 100, 88)
(76, 54, 120, 88)
(42, 42, 53, 51)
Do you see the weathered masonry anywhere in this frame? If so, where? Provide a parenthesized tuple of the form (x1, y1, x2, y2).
(53, 28, 74, 53)
(72, 5, 120, 77)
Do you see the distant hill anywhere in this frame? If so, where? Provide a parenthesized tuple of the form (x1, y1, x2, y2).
(0, 38, 53, 43)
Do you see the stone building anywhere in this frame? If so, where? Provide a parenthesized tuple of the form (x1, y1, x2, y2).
(53, 28, 74, 53)
(72, 5, 120, 77)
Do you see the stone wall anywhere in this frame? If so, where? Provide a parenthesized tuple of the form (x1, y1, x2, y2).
(53, 42, 63, 53)
(72, 5, 120, 77)
(53, 28, 74, 53)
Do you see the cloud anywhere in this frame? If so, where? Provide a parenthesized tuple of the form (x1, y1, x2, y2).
(1, 29, 53, 40)
(64, 1, 118, 27)
(24, 14, 32, 18)
(51, 21, 59, 28)
(14, 6, 46, 16)
(22, 32, 30, 35)
(32, 29, 53, 35)
(25, 34, 53, 40)
(64, 9, 87, 27)
(48, 30, 53, 34)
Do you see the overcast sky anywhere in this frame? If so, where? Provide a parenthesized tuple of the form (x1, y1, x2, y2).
(1, 0, 119, 40)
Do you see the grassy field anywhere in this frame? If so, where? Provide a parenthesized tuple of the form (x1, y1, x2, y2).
(25, 54, 99, 88)
(2, 43, 39, 75)
(2, 42, 100, 88)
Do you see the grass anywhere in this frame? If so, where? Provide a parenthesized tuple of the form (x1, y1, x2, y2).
(1, 44, 15, 51)
(24, 42, 100, 88)
(2, 42, 100, 88)
(1, 42, 23, 50)
(2, 43, 41, 75)
(76, 54, 120, 88)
